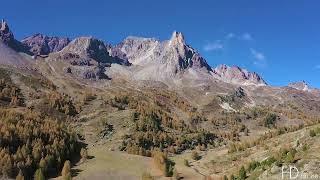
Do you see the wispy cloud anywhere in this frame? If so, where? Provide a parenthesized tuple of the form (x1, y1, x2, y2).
(250, 48, 265, 60)
(203, 32, 235, 52)
(203, 41, 224, 52)
(315, 65, 320, 69)
(241, 33, 254, 41)
(226, 33, 235, 39)
(250, 48, 267, 67)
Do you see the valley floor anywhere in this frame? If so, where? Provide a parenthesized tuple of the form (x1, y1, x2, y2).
(67, 119, 320, 180)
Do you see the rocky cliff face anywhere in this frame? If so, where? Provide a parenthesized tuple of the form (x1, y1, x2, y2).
(1, 19, 70, 55)
(21, 33, 70, 55)
(107, 31, 214, 83)
(288, 81, 310, 91)
(0, 19, 15, 46)
(288, 81, 320, 96)
(213, 64, 267, 86)
(108, 32, 269, 85)
(110, 36, 159, 65)
(165, 31, 212, 72)
(60, 37, 128, 65)
(0, 19, 29, 53)
(61, 37, 109, 62)
(111, 31, 212, 73)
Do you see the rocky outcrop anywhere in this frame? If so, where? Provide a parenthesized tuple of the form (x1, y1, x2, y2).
(111, 31, 212, 72)
(165, 31, 212, 72)
(61, 37, 129, 65)
(288, 81, 310, 91)
(213, 64, 267, 86)
(109, 32, 269, 86)
(0, 19, 29, 53)
(82, 66, 109, 80)
(110, 36, 159, 65)
(21, 33, 70, 55)
(234, 87, 245, 98)
(288, 81, 320, 96)
(0, 19, 15, 46)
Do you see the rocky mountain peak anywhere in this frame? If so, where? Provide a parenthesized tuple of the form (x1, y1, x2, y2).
(60, 37, 109, 63)
(213, 64, 267, 86)
(165, 31, 212, 72)
(109, 36, 158, 65)
(288, 81, 310, 91)
(110, 31, 212, 76)
(21, 33, 70, 55)
(1, 19, 9, 31)
(60, 37, 128, 65)
(0, 19, 31, 54)
(169, 31, 185, 46)
(0, 19, 15, 46)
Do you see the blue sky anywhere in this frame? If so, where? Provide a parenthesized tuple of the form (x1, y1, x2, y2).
(2, 0, 320, 87)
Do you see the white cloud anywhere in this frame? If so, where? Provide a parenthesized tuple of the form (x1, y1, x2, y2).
(241, 33, 254, 41)
(203, 41, 224, 52)
(250, 48, 267, 67)
(226, 33, 235, 39)
(250, 48, 265, 60)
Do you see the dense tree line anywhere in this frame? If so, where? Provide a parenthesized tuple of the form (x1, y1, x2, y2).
(46, 92, 78, 116)
(0, 69, 83, 179)
(121, 100, 218, 155)
(0, 109, 80, 179)
(152, 151, 175, 177)
(0, 77, 23, 107)
(105, 90, 221, 156)
(19, 73, 56, 91)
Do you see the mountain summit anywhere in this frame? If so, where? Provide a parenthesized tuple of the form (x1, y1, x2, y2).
(21, 33, 70, 55)
(169, 31, 185, 47)
(0, 19, 25, 52)
(166, 31, 212, 72)
(59, 37, 129, 65)
(0, 19, 14, 45)
(107, 31, 214, 83)
(111, 31, 211, 72)
(288, 81, 310, 91)
(213, 64, 267, 86)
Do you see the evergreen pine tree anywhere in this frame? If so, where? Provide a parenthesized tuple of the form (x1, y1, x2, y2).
(34, 169, 45, 180)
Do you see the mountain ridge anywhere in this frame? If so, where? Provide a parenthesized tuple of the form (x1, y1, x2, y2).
(21, 33, 70, 55)
(0, 19, 316, 88)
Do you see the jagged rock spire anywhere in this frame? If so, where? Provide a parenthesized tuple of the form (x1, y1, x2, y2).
(170, 31, 186, 46)
(0, 19, 6, 30)
(0, 19, 15, 46)
(170, 31, 185, 45)
(1, 19, 10, 34)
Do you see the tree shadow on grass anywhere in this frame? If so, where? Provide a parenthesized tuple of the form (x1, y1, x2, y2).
(71, 168, 83, 177)
(88, 155, 95, 159)
(69, 141, 96, 178)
